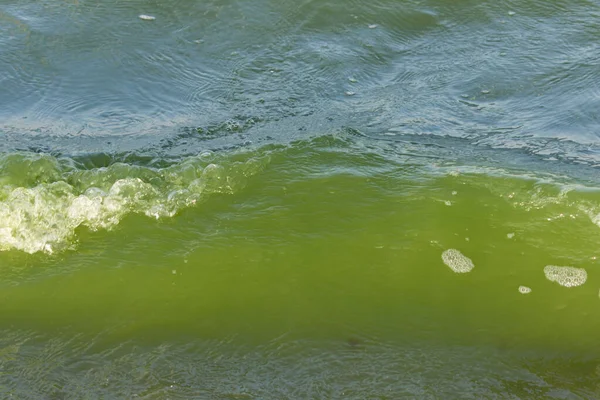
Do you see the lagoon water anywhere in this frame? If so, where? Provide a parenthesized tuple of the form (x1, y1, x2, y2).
(2, 0, 600, 398)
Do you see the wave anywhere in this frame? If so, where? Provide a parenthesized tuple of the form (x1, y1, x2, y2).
(0, 150, 270, 254)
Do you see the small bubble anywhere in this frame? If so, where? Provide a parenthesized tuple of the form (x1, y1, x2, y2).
(465, 237, 470, 241)
(451, 191, 458, 196)
(139, 14, 156, 21)
(348, 77, 358, 83)
(508, 11, 516, 16)
(368, 24, 378, 29)
(481, 89, 490, 94)
(507, 233, 515, 239)
(518, 286, 532, 294)
(172, 270, 177, 275)
(444, 200, 452, 206)
(345, 91, 356, 96)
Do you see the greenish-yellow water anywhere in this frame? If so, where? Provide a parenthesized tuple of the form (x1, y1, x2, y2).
(2, 139, 600, 397)
(3, 0, 600, 397)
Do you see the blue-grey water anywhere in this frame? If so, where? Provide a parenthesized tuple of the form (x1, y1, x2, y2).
(2, 0, 600, 398)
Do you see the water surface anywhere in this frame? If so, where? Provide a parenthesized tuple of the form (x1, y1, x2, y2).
(1, 0, 600, 398)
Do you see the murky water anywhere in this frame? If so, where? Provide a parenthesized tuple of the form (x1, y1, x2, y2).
(2, 0, 600, 398)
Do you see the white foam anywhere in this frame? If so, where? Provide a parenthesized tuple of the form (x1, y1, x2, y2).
(0, 153, 269, 254)
(543, 265, 587, 288)
(139, 14, 156, 20)
(441, 249, 474, 273)
(518, 286, 531, 294)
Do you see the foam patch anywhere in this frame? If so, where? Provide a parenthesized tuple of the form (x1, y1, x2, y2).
(441, 249, 474, 273)
(543, 265, 587, 288)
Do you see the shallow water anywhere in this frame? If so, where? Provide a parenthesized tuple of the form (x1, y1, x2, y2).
(2, 0, 600, 398)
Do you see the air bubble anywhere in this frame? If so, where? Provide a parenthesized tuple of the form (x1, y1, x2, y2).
(139, 14, 156, 20)
(543, 265, 587, 288)
(441, 249, 474, 273)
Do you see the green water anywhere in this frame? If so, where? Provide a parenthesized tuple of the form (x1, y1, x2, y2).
(2, 0, 600, 397)
(2, 139, 600, 397)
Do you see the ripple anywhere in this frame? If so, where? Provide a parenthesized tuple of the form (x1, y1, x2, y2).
(0, 331, 591, 399)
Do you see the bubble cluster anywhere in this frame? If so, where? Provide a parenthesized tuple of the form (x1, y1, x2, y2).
(441, 249, 474, 273)
(543, 265, 587, 288)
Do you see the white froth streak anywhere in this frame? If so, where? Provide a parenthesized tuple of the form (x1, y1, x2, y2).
(0, 156, 269, 254)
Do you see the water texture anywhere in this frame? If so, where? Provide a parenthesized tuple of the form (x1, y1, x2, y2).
(1, 0, 600, 398)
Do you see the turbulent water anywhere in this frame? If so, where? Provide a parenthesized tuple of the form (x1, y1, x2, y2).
(2, 0, 600, 398)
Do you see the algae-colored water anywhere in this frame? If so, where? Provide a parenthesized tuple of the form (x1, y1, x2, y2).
(2, 0, 600, 397)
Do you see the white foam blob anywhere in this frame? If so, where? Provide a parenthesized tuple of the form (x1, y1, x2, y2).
(139, 14, 156, 20)
(507, 232, 515, 239)
(543, 265, 587, 288)
(441, 249, 474, 273)
(518, 286, 531, 294)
